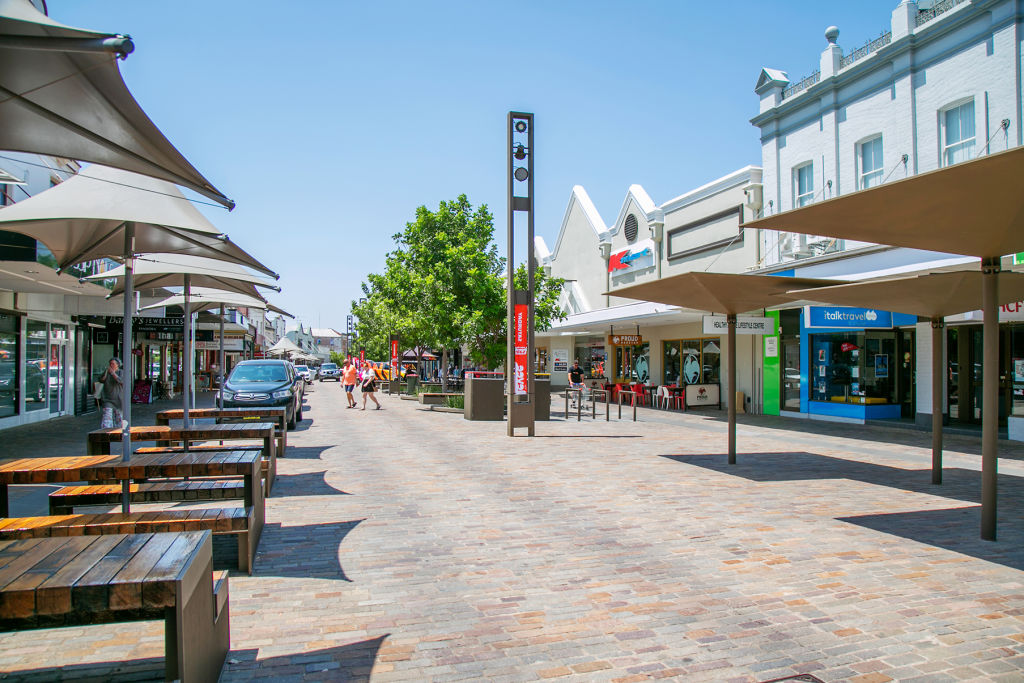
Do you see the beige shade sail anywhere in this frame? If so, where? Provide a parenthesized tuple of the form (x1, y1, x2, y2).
(608, 271, 841, 314)
(744, 146, 1024, 259)
(88, 253, 279, 299)
(266, 336, 303, 355)
(0, 0, 233, 208)
(140, 286, 294, 318)
(788, 270, 1024, 319)
(0, 165, 275, 276)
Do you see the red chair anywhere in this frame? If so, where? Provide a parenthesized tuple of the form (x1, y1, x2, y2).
(631, 383, 648, 406)
(664, 384, 684, 410)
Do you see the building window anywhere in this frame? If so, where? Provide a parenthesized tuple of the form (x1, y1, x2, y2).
(941, 99, 975, 166)
(663, 338, 721, 385)
(794, 163, 814, 207)
(809, 331, 896, 405)
(0, 312, 20, 417)
(858, 136, 884, 189)
(25, 320, 48, 411)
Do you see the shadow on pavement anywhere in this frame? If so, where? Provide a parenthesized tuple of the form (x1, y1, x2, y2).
(535, 435, 643, 439)
(269, 470, 351, 497)
(254, 519, 363, 581)
(282, 445, 333, 460)
(0, 635, 388, 682)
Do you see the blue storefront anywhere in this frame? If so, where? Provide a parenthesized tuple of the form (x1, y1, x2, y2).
(800, 306, 917, 421)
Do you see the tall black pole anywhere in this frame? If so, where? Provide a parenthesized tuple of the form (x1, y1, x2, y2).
(219, 304, 226, 409)
(120, 222, 135, 514)
(981, 257, 999, 540)
(727, 313, 737, 464)
(182, 274, 191, 428)
(931, 318, 944, 485)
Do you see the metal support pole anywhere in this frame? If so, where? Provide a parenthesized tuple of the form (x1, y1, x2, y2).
(981, 258, 999, 540)
(182, 274, 191, 429)
(120, 223, 135, 514)
(219, 304, 225, 409)
(728, 313, 737, 464)
(931, 318, 944, 485)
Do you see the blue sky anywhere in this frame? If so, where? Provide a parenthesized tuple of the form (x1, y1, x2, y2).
(52, 1, 899, 329)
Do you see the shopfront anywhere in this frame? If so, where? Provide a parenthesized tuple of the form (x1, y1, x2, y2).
(609, 334, 648, 383)
(573, 336, 607, 381)
(0, 311, 83, 426)
(801, 306, 916, 421)
(662, 337, 721, 386)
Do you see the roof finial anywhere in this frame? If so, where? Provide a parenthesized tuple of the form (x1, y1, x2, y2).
(825, 26, 840, 45)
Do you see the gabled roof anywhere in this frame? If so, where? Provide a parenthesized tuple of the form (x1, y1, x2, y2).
(610, 184, 657, 237)
(552, 185, 609, 258)
(755, 67, 789, 93)
(311, 328, 342, 338)
(534, 236, 553, 267)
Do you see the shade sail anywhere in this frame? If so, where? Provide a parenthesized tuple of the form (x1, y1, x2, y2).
(0, 165, 276, 276)
(87, 253, 279, 299)
(744, 146, 1024, 259)
(0, 0, 233, 208)
(0, 259, 109, 295)
(267, 336, 303, 355)
(140, 286, 294, 318)
(788, 270, 1024, 319)
(608, 271, 840, 314)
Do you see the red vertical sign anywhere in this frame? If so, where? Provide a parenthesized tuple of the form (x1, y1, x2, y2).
(390, 339, 399, 372)
(513, 304, 528, 395)
(359, 348, 365, 363)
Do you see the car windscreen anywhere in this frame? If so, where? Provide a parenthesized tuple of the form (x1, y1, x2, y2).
(230, 364, 289, 383)
(322, 363, 337, 370)
(294, 366, 309, 372)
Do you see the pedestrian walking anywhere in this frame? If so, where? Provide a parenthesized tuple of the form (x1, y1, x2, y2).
(342, 360, 358, 408)
(98, 358, 123, 429)
(360, 362, 382, 410)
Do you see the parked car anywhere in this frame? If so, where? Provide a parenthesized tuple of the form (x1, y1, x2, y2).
(0, 361, 45, 403)
(220, 359, 303, 429)
(293, 364, 313, 384)
(319, 362, 341, 381)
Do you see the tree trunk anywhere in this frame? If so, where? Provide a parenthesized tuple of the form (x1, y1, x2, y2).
(441, 348, 448, 393)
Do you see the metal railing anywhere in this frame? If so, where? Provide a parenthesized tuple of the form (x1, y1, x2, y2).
(782, 70, 820, 99)
(839, 31, 892, 69)
(916, 0, 967, 27)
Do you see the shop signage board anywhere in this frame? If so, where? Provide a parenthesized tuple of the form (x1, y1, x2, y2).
(390, 337, 400, 370)
(764, 336, 778, 358)
(608, 239, 655, 273)
(194, 339, 244, 351)
(803, 306, 894, 329)
(702, 315, 774, 335)
(552, 347, 569, 373)
(685, 383, 720, 408)
(610, 334, 644, 345)
(513, 304, 528, 395)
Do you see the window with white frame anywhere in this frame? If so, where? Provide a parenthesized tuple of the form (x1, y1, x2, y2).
(941, 99, 975, 166)
(858, 136, 884, 189)
(794, 163, 814, 207)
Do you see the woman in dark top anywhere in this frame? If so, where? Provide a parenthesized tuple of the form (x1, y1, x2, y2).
(99, 358, 123, 429)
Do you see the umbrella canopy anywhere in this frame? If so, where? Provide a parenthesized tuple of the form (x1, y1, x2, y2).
(745, 146, 1024, 259)
(789, 269, 1024, 487)
(87, 253, 279, 299)
(267, 336, 303, 355)
(0, 0, 233, 208)
(744, 148, 1024, 542)
(0, 165, 274, 277)
(140, 286, 294, 318)
(609, 271, 840, 465)
(608, 271, 839, 315)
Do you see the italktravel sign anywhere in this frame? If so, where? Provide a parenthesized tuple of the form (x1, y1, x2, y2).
(804, 306, 893, 329)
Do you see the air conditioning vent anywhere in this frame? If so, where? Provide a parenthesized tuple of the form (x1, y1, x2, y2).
(624, 214, 638, 242)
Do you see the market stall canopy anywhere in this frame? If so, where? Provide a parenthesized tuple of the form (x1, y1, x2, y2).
(608, 271, 841, 315)
(87, 253, 279, 299)
(744, 146, 1024, 260)
(788, 270, 1024, 319)
(0, 0, 233, 208)
(266, 336, 303, 356)
(0, 165, 275, 276)
(140, 286, 293, 318)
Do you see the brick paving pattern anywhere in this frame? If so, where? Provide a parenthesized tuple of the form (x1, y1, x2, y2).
(1, 384, 1023, 681)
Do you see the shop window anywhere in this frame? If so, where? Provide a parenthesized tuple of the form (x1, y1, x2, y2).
(1011, 326, 1024, 417)
(0, 312, 19, 417)
(810, 331, 896, 404)
(613, 342, 649, 383)
(573, 337, 606, 380)
(663, 338, 721, 385)
(25, 320, 48, 411)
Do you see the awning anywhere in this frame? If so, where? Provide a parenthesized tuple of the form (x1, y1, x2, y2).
(87, 253, 279, 299)
(0, 0, 233, 208)
(140, 286, 294, 318)
(0, 259, 109, 295)
(0, 165, 276, 277)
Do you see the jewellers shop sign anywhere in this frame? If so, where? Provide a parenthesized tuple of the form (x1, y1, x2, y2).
(102, 316, 184, 332)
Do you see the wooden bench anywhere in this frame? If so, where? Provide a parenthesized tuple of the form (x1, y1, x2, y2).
(155, 407, 287, 458)
(87, 423, 276, 495)
(0, 451, 264, 574)
(49, 480, 246, 514)
(0, 531, 229, 682)
(418, 392, 464, 405)
(134, 446, 272, 496)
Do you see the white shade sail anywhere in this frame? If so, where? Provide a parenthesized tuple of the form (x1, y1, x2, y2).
(140, 286, 294, 318)
(266, 336, 303, 355)
(0, 0, 233, 208)
(0, 165, 276, 276)
(87, 252, 279, 299)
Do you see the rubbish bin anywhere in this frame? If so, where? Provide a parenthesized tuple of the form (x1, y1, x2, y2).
(405, 375, 419, 395)
(534, 377, 550, 421)
(465, 375, 504, 420)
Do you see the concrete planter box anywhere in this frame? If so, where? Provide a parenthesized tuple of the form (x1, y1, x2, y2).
(465, 377, 504, 421)
(419, 393, 463, 406)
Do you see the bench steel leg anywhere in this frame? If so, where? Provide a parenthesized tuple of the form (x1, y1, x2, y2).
(263, 435, 275, 496)
(165, 545, 229, 682)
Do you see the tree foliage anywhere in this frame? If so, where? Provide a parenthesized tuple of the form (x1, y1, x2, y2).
(353, 195, 565, 371)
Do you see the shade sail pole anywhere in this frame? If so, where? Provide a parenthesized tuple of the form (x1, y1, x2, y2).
(931, 318, 944, 485)
(219, 304, 225, 410)
(981, 257, 999, 540)
(728, 313, 737, 465)
(182, 274, 191, 429)
(120, 222, 135, 514)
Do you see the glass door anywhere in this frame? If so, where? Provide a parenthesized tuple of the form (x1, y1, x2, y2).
(780, 335, 801, 411)
(49, 325, 69, 415)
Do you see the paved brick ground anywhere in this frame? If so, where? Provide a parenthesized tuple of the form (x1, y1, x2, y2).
(1, 383, 1024, 682)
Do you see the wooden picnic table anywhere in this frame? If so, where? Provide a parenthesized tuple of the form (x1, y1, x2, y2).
(0, 450, 264, 573)
(0, 530, 229, 682)
(87, 422, 276, 493)
(154, 407, 287, 457)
